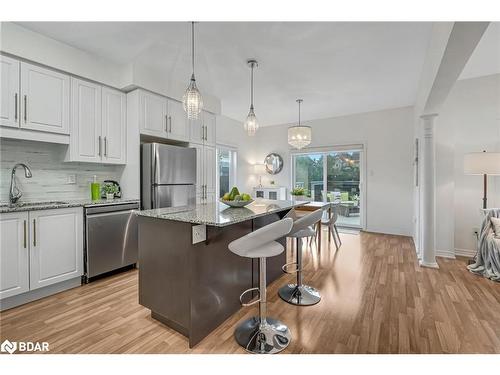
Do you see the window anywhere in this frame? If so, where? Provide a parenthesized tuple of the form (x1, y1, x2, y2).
(217, 146, 237, 198)
(292, 146, 363, 228)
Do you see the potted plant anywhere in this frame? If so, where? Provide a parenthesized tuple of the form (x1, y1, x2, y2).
(290, 187, 308, 201)
(102, 183, 118, 200)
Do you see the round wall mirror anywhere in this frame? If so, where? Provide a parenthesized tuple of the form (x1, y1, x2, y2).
(264, 153, 284, 174)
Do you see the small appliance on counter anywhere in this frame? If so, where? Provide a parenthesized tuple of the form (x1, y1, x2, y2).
(100, 180, 122, 199)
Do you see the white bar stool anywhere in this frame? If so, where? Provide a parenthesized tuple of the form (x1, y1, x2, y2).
(228, 217, 293, 354)
(279, 209, 323, 306)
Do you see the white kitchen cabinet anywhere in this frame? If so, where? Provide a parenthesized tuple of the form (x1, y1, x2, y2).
(167, 99, 189, 142)
(29, 207, 83, 290)
(0, 55, 20, 128)
(70, 77, 102, 163)
(203, 111, 216, 147)
(139, 90, 167, 138)
(68, 78, 126, 164)
(190, 143, 216, 204)
(102, 87, 127, 164)
(204, 145, 216, 195)
(189, 111, 216, 146)
(0, 212, 29, 299)
(20, 61, 70, 134)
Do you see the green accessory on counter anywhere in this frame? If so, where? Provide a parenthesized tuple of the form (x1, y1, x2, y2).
(91, 175, 100, 201)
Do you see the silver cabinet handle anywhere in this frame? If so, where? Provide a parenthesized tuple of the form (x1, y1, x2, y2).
(23, 220, 27, 249)
(33, 219, 36, 247)
(203, 126, 206, 141)
(165, 115, 168, 132)
(98, 136, 102, 156)
(14, 93, 18, 121)
(104, 137, 107, 157)
(168, 116, 172, 133)
(24, 95, 27, 122)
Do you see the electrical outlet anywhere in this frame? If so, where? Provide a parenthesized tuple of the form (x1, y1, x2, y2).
(67, 174, 76, 184)
(192, 225, 206, 244)
(473, 227, 479, 237)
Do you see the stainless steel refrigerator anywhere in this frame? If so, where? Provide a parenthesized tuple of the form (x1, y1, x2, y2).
(141, 143, 196, 210)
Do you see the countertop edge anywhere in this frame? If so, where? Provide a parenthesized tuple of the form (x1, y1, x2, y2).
(0, 198, 141, 214)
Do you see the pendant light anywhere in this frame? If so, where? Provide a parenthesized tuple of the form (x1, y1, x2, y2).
(183, 21, 203, 119)
(288, 99, 312, 149)
(244, 59, 259, 136)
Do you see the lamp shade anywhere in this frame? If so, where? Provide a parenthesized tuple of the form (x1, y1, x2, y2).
(464, 152, 500, 175)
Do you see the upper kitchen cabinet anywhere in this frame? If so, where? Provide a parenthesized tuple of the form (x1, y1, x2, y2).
(203, 111, 216, 146)
(69, 77, 102, 163)
(101, 87, 127, 164)
(139, 89, 167, 138)
(138, 90, 189, 142)
(67, 78, 126, 164)
(20, 61, 70, 134)
(189, 110, 216, 146)
(167, 99, 189, 142)
(0, 55, 20, 128)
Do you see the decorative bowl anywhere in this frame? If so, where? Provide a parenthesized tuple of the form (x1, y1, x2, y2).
(219, 198, 254, 208)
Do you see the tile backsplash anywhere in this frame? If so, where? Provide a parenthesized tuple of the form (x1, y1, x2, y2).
(0, 139, 124, 202)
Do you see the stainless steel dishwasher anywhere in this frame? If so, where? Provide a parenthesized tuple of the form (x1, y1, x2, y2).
(84, 202, 140, 282)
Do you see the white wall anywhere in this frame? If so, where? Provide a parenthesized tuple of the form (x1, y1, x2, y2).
(237, 106, 415, 236)
(435, 73, 500, 257)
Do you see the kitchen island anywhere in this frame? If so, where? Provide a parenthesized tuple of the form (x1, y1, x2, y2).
(136, 199, 304, 347)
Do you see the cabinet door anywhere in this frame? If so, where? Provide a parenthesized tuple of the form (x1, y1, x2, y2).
(29, 207, 83, 290)
(139, 90, 167, 138)
(0, 55, 20, 128)
(203, 111, 216, 146)
(167, 99, 189, 142)
(102, 87, 126, 164)
(189, 117, 204, 144)
(190, 143, 204, 196)
(70, 77, 102, 163)
(0, 212, 29, 299)
(20, 62, 70, 134)
(204, 145, 216, 194)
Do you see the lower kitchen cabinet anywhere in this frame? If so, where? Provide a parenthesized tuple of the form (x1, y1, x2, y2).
(29, 207, 83, 290)
(0, 212, 29, 299)
(0, 207, 83, 301)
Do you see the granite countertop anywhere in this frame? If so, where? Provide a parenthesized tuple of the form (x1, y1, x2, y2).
(136, 199, 307, 227)
(0, 198, 140, 213)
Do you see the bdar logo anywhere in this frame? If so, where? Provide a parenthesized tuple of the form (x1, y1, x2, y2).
(1, 339, 17, 354)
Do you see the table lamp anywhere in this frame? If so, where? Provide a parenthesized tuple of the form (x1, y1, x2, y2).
(254, 164, 266, 188)
(464, 150, 500, 209)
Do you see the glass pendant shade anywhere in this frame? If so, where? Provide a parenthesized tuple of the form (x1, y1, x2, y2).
(183, 74, 203, 120)
(244, 107, 259, 136)
(288, 126, 312, 149)
(244, 59, 259, 136)
(183, 22, 203, 119)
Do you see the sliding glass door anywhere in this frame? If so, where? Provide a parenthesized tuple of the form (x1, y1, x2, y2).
(292, 146, 364, 228)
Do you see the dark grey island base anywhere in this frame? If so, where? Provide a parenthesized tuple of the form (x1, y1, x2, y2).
(136, 199, 305, 348)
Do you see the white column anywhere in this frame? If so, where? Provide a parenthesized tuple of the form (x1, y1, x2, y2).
(419, 114, 439, 268)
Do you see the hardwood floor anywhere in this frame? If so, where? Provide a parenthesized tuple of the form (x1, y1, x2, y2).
(1, 230, 499, 354)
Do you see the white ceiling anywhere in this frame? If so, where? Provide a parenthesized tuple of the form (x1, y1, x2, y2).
(460, 22, 500, 80)
(16, 22, 436, 125)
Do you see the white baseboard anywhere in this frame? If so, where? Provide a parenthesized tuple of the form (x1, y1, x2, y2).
(436, 249, 456, 259)
(455, 248, 476, 258)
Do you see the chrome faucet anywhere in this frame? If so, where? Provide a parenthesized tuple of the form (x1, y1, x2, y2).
(9, 163, 33, 204)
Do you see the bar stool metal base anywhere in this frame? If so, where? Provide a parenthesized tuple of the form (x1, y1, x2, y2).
(278, 284, 321, 306)
(234, 317, 292, 354)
